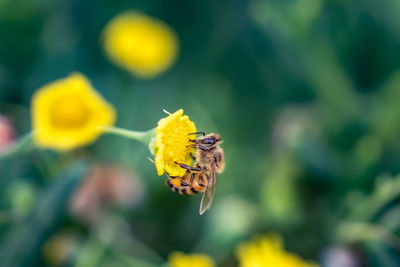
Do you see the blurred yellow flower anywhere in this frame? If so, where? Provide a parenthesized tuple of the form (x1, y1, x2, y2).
(154, 109, 196, 177)
(102, 11, 179, 78)
(43, 232, 78, 266)
(236, 233, 319, 267)
(31, 73, 116, 151)
(169, 252, 215, 267)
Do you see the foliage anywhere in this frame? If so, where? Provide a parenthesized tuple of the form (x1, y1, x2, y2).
(1, 0, 400, 266)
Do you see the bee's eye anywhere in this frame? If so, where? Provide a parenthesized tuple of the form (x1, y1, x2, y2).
(202, 137, 216, 145)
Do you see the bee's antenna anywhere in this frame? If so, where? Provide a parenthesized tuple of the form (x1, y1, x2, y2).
(147, 157, 155, 163)
(188, 132, 206, 136)
(162, 109, 171, 115)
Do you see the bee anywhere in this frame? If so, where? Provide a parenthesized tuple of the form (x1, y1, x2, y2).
(166, 132, 225, 215)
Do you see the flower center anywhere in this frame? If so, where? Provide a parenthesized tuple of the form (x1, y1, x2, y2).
(49, 94, 91, 129)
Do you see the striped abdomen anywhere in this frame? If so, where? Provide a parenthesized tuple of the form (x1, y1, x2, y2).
(166, 172, 208, 195)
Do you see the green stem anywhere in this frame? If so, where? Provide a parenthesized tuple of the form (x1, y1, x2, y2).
(0, 132, 35, 160)
(100, 126, 156, 145)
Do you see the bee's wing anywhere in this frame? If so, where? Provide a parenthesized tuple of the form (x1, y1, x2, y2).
(199, 167, 217, 215)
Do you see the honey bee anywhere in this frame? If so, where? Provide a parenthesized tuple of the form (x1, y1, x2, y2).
(166, 132, 225, 215)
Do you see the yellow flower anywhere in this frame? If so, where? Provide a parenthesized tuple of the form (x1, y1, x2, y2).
(31, 73, 116, 151)
(236, 234, 319, 267)
(154, 109, 196, 177)
(102, 11, 179, 78)
(169, 252, 215, 267)
(43, 232, 78, 266)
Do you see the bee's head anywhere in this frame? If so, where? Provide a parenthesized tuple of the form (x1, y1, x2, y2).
(197, 133, 222, 148)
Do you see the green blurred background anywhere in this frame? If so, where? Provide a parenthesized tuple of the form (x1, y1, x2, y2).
(1, 0, 400, 266)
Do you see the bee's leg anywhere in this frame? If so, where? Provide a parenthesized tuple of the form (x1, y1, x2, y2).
(188, 172, 196, 186)
(188, 132, 206, 136)
(179, 174, 193, 187)
(184, 173, 200, 194)
(186, 144, 197, 148)
(167, 170, 191, 186)
(175, 162, 201, 172)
